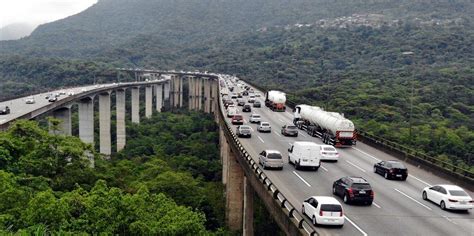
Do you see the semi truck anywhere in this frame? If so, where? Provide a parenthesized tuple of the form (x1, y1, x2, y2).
(265, 90, 286, 111)
(293, 104, 356, 147)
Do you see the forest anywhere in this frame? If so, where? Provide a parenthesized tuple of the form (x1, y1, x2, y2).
(0, 112, 229, 234)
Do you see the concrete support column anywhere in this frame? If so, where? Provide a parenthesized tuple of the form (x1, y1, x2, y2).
(212, 79, 218, 114)
(145, 86, 152, 118)
(164, 81, 170, 101)
(78, 98, 94, 144)
(195, 78, 201, 110)
(116, 89, 126, 152)
(220, 128, 228, 185)
(225, 145, 244, 231)
(204, 78, 211, 113)
(99, 92, 111, 155)
(179, 76, 183, 108)
(198, 78, 204, 111)
(50, 107, 71, 135)
(131, 87, 140, 123)
(243, 177, 254, 236)
(155, 84, 163, 112)
(188, 77, 194, 110)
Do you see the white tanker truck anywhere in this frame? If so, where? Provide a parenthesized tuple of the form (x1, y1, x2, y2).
(265, 90, 286, 111)
(293, 104, 356, 147)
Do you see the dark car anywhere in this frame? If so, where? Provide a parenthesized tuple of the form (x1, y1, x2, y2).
(253, 101, 261, 108)
(231, 115, 244, 125)
(229, 87, 234, 92)
(333, 176, 374, 205)
(48, 97, 58, 102)
(0, 106, 10, 115)
(242, 104, 252, 112)
(242, 91, 249, 96)
(224, 100, 234, 109)
(374, 160, 408, 180)
(236, 125, 252, 138)
(281, 125, 298, 137)
(237, 100, 245, 106)
(237, 93, 243, 98)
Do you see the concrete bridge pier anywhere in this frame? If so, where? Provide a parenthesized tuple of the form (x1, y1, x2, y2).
(204, 78, 211, 113)
(179, 76, 184, 108)
(224, 142, 244, 231)
(244, 177, 255, 236)
(116, 89, 126, 152)
(198, 78, 204, 110)
(131, 87, 140, 124)
(99, 91, 111, 155)
(211, 80, 218, 115)
(188, 76, 194, 110)
(145, 86, 153, 118)
(155, 84, 163, 112)
(50, 106, 72, 135)
(78, 97, 94, 144)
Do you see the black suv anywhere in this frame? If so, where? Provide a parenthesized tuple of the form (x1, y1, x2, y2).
(332, 176, 374, 205)
(242, 104, 252, 112)
(0, 106, 10, 115)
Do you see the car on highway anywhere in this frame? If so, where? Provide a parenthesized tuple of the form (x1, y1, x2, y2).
(255, 93, 261, 97)
(45, 94, 53, 99)
(68, 91, 75, 96)
(236, 125, 252, 138)
(0, 106, 11, 115)
(281, 125, 298, 137)
(249, 114, 261, 123)
(259, 150, 284, 170)
(231, 114, 244, 125)
(231, 93, 237, 99)
(242, 91, 249, 96)
(302, 196, 344, 227)
(248, 95, 256, 103)
(333, 176, 374, 205)
(227, 105, 237, 117)
(237, 99, 245, 106)
(288, 141, 321, 170)
(25, 97, 35, 104)
(319, 145, 339, 162)
(224, 100, 234, 109)
(59, 91, 66, 95)
(422, 185, 473, 211)
(242, 104, 252, 112)
(373, 160, 408, 180)
(237, 93, 243, 98)
(257, 122, 271, 133)
(48, 96, 58, 102)
(253, 101, 261, 108)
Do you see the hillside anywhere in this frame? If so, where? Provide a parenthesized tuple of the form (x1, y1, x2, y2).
(1, 0, 473, 57)
(0, 0, 472, 170)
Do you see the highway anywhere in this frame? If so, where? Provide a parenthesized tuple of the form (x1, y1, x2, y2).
(220, 79, 473, 236)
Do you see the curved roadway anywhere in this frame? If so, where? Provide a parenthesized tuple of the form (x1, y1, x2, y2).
(220, 78, 473, 236)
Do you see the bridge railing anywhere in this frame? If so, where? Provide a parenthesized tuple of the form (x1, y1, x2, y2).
(241, 78, 474, 189)
(217, 94, 318, 235)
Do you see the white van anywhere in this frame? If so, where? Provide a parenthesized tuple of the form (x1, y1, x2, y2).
(227, 106, 238, 117)
(288, 141, 321, 170)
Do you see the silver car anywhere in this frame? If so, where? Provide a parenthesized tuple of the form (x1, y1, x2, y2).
(259, 150, 284, 170)
(257, 122, 271, 132)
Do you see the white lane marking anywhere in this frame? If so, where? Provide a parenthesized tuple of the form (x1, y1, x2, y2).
(274, 131, 281, 137)
(372, 202, 381, 208)
(344, 216, 368, 236)
(442, 215, 458, 225)
(293, 171, 311, 187)
(408, 174, 432, 187)
(278, 118, 284, 123)
(346, 160, 367, 173)
(300, 132, 307, 138)
(320, 165, 328, 172)
(352, 147, 381, 161)
(257, 136, 265, 143)
(288, 142, 293, 146)
(394, 188, 432, 211)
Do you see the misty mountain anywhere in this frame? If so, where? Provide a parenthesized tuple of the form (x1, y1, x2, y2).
(0, 0, 472, 57)
(0, 23, 36, 41)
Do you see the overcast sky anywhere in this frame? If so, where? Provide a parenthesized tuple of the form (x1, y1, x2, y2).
(0, 0, 98, 28)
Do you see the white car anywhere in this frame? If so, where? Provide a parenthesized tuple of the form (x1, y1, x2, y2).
(25, 97, 35, 104)
(319, 145, 339, 161)
(249, 114, 261, 123)
(68, 91, 75, 96)
(422, 185, 473, 211)
(302, 196, 344, 227)
(257, 122, 271, 132)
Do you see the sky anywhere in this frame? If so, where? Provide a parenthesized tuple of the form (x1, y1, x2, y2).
(0, 0, 98, 28)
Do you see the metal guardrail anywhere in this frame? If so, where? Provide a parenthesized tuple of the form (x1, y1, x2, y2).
(217, 88, 318, 235)
(240, 78, 474, 185)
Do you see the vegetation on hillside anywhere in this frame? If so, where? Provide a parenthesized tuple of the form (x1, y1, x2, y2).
(0, 112, 228, 234)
